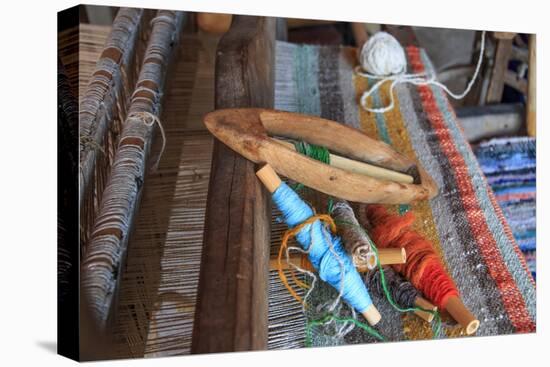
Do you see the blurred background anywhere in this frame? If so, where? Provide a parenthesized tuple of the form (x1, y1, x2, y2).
(60, 5, 535, 142)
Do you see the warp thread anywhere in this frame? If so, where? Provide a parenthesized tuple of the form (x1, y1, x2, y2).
(272, 182, 374, 315)
(79, 8, 143, 142)
(79, 7, 145, 210)
(364, 204, 459, 309)
(80, 10, 183, 328)
(356, 31, 486, 113)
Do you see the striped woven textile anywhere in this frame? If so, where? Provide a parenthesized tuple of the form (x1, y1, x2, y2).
(474, 137, 536, 280)
(270, 42, 536, 347)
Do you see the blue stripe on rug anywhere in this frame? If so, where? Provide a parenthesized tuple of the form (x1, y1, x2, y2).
(475, 137, 536, 281)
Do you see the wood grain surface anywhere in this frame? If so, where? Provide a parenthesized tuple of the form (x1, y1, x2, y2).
(191, 15, 276, 353)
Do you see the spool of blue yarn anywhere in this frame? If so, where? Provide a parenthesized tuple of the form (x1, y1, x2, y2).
(272, 181, 377, 320)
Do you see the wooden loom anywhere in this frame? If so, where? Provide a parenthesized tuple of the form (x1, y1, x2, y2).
(72, 9, 479, 359)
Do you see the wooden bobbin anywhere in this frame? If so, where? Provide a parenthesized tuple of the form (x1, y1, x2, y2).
(356, 248, 406, 271)
(272, 247, 406, 272)
(374, 248, 406, 266)
(362, 304, 382, 326)
(414, 296, 437, 323)
(445, 296, 480, 335)
(275, 139, 414, 184)
(256, 164, 382, 326)
(197, 13, 232, 34)
(256, 164, 282, 193)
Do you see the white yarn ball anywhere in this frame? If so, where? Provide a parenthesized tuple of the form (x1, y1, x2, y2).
(359, 31, 407, 76)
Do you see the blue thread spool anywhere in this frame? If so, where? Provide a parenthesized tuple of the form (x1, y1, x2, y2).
(256, 165, 381, 325)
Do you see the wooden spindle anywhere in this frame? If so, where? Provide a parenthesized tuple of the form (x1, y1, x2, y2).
(275, 139, 414, 184)
(445, 296, 480, 335)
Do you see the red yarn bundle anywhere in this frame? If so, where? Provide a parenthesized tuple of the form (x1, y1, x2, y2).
(365, 205, 459, 309)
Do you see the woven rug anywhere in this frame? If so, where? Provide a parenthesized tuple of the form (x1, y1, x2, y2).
(474, 137, 536, 280)
(270, 41, 536, 347)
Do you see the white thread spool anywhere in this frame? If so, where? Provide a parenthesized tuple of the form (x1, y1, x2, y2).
(359, 31, 407, 76)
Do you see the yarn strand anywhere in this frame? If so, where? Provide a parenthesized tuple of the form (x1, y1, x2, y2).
(277, 214, 336, 305)
(127, 111, 166, 171)
(356, 31, 486, 113)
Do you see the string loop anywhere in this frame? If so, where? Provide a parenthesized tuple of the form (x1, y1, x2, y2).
(356, 31, 486, 113)
(127, 111, 166, 171)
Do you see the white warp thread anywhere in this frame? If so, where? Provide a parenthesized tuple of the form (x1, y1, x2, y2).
(81, 10, 182, 329)
(356, 30, 486, 114)
(78, 8, 144, 207)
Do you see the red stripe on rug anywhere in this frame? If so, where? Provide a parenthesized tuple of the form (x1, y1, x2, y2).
(495, 192, 536, 202)
(407, 46, 535, 332)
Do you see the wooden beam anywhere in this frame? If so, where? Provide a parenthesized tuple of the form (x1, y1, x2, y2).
(351, 22, 368, 48)
(504, 69, 528, 94)
(276, 18, 288, 41)
(511, 45, 529, 63)
(456, 103, 524, 142)
(494, 31, 516, 40)
(383, 24, 419, 47)
(191, 16, 275, 353)
(486, 36, 513, 103)
(197, 12, 232, 34)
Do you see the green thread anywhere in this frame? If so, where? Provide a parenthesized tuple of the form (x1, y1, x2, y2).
(398, 204, 410, 215)
(305, 314, 386, 347)
(294, 141, 331, 163)
(293, 141, 334, 213)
